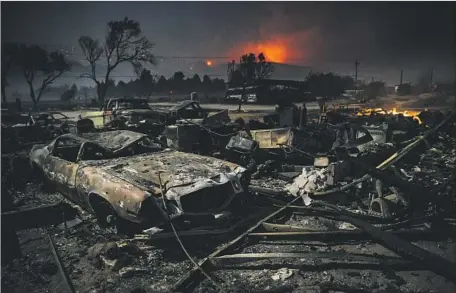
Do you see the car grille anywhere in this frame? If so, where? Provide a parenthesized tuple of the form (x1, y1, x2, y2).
(179, 182, 236, 213)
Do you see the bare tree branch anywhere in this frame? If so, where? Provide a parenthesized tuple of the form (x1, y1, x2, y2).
(78, 36, 102, 83)
(78, 18, 157, 103)
(16, 44, 71, 108)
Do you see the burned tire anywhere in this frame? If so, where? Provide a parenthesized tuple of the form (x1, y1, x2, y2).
(89, 195, 132, 234)
(90, 196, 118, 228)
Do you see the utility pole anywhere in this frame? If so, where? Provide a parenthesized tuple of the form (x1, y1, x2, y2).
(430, 67, 434, 87)
(400, 70, 403, 85)
(354, 60, 360, 89)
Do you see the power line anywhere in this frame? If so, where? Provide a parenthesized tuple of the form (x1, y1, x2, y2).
(29, 73, 228, 78)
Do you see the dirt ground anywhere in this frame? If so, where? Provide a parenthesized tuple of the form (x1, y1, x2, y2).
(3, 180, 455, 293)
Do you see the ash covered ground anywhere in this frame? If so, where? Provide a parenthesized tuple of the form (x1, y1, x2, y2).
(2, 96, 456, 293)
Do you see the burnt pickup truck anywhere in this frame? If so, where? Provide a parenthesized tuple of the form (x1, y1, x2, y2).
(81, 97, 153, 128)
(29, 130, 249, 230)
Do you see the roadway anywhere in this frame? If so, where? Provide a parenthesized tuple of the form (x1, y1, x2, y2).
(60, 98, 356, 120)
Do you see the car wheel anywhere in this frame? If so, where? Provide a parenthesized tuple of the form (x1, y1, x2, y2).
(93, 200, 117, 227)
(91, 198, 131, 234)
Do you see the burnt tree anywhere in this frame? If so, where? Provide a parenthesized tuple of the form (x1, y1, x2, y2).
(16, 45, 71, 109)
(232, 52, 274, 110)
(1, 43, 18, 104)
(78, 17, 157, 103)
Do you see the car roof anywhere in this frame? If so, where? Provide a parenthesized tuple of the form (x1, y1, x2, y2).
(59, 130, 147, 153)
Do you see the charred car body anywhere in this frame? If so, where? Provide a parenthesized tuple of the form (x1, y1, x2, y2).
(1, 110, 74, 153)
(84, 98, 211, 138)
(29, 130, 249, 230)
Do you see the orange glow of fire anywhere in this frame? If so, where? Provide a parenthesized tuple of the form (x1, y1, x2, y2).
(226, 26, 322, 65)
(240, 42, 288, 63)
(206, 60, 213, 67)
(356, 107, 422, 124)
(229, 29, 320, 64)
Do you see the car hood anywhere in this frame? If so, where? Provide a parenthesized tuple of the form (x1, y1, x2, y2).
(96, 149, 246, 193)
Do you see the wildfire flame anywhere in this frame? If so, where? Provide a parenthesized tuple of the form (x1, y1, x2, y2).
(240, 42, 288, 63)
(356, 107, 422, 124)
(228, 29, 320, 64)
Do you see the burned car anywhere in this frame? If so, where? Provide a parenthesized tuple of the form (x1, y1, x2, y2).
(29, 130, 249, 230)
(1, 110, 74, 152)
(29, 111, 75, 135)
(82, 97, 154, 128)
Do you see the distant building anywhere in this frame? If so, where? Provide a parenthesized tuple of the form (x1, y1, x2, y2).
(394, 83, 412, 95)
(343, 89, 364, 98)
(433, 83, 454, 93)
(386, 86, 395, 95)
(226, 79, 310, 104)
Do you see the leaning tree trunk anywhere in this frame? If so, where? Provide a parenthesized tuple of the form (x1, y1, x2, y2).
(1, 84, 6, 105)
(96, 84, 105, 107)
(27, 83, 38, 110)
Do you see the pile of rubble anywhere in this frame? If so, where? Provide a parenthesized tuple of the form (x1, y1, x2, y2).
(2, 99, 456, 293)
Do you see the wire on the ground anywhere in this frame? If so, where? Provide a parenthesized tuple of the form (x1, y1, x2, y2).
(180, 117, 238, 137)
(157, 172, 227, 293)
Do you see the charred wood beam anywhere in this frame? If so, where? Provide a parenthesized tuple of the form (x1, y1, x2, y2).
(289, 205, 456, 281)
(136, 229, 230, 240)
(1, 223, 21, 264)
(46, 230, 76, 293)
(336, 213, 456, 282)
(173, 196, 301, 293)
(249, 185, 288, 197)
(1, 189, 22, 264)
(261, 222, 319, 232)
(289, 206, 396, 223)
(210, 251, 408, 266)
(1, 202, 78, 230)
(246, 284, 296, 293)
(212, 260, 425, 273)
(135, 213, 262, 241)
(248, 229, 453, 242)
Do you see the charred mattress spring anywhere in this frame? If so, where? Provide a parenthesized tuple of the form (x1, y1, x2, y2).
(179, 182, 236, 213)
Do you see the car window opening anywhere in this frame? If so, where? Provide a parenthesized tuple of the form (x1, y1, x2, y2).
(53, 137, 83, 162)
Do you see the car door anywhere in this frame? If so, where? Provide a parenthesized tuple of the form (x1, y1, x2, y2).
(43, 136, 83, 205)
(76, 142, 110, 208)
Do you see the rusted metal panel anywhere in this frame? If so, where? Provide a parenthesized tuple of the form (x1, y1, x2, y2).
(250, 128, 292, 149)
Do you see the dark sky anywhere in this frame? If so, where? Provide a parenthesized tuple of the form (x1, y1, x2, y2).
(2, 1, 455, 84)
